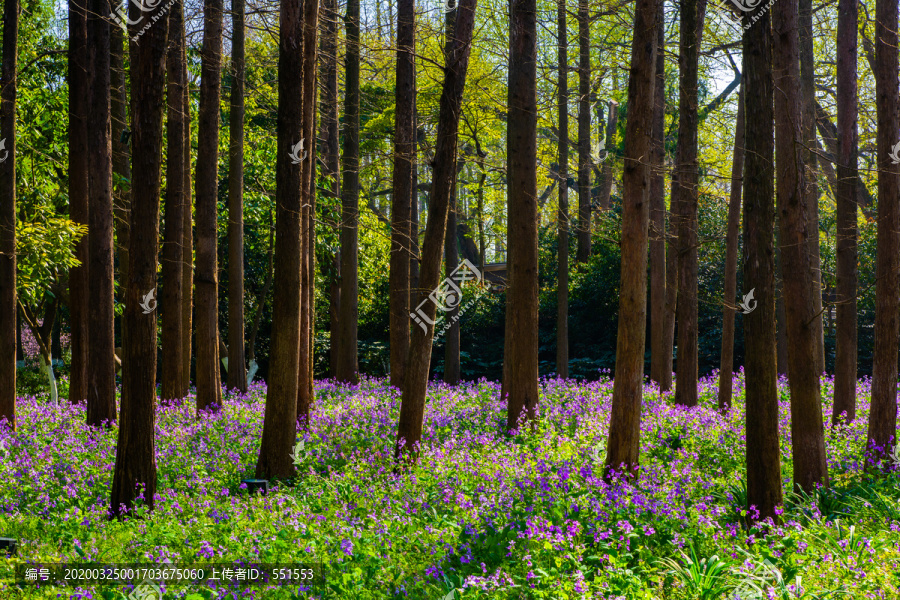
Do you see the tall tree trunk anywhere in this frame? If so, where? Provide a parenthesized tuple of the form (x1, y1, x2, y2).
(110, 0, 168, 515)
(394, 0, 477, 461)
(389, 0, 415, 389)
(867, 0, 900, 462)
(556, 0, 569, 379)
(180, 37, 193, 395)
(68, 0, 89, 406)
(773, 0, 829, 492)
(673, 0, 706, 408)
(86, 0, 116, 427)
(321, 0, 340, 380)
(161, 1, 188, 400)
(603, 0, 659, 477)
(717, 82, 745, 413)
(648, 2, 665, 388)
(256, 0, 306, 480)
(195, 0, 224, 412)
(0, 0, 17, 429)
(575, 0, 591, 263)
(743, 4, 783, 523)
(336, 0, 360, 384)
(504, 0, 539, 431)
(661, 206, 677, 391)
(832, 0, 858, 424)
(111, 16, 130, 347)
(297, 0, 319, 421)
(799, 0, 824, 374)
(443, 179, 460, 385)
(226, 0, 247, 393)
(598, 101, 618, 210)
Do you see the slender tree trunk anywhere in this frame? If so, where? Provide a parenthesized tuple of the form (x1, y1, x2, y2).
(661, 207, 677, 391)
(867, 0, 900, 461)
(68, 0, 89, 405)
(297, 0, 319, 421)
(180, 45, 193, 396)
(0, 0, 17, 429)
(321, 0, 340, 380)
(672, 0, 706, 408)
(195, 0, 224, 412)
(648, 3, 666, 388)
(247, 210, 274, 369)
(444, 180, 460, 385)
(389, 0, 415, 389)
(743, 4, 783, 523)
(603, 0, 659, 477)
(256, 0, 306, 480)
(225, 0, 247, 393)
(336, 0, 360, 384)
(394, 0, 477, 461)
(504, 0, 539, 431)
(86, 0, 116, 427)
(775, 250, 788, 374)
(832, 0, 858, 424)
(799, 0, 824, 375)
(773, 0, 829, 492)
(110, 0, 168, 515)
(598, 101, 618, 210)
(111, 17, 130, 345)
(556, 0, 569, 379)
(718, 82, 745, 413)
(161, 1, 188, 400)
(575, 0, 591, 263)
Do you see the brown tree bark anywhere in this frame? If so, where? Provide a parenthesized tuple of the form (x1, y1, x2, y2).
(603, 0, 659, 477)
(319, 0, 340, 379)
(394, 0, 477, 461)
(195, 0, 224, 412)
(556, 0, 569, 379)
(247, 211, 274, 366)
(256, 0, 306, 480)
(504, 0, 539, 431)
(648, 2, 665, 388)
(832, 0, 858, 424)
(866, 0, 900, 461)
(672, 0, 706, 408)
(444, 179, 460, 385)
(161, 1, 188, 401)
(742, 5, 783, 523)
(799, 0, 825, 375)
(226, 0, 247, 393)
(661, 208, 677, 391)
(0, 0, 17, 429)
(597, 101, 618, 210)
(67, 0, 88, 406)
(110, 0, 169, 515)
(297, 0, 319, 421)
(575, 0, 591, 263)
(111, 17, 130, 344)
(86, 0, 116, 427)
(773, 0, 829, 492)
(336, 0, 360, 384)
(389, 0, 415, 389)
(181, 49, 193, 395)
(717, 82, 744, 413)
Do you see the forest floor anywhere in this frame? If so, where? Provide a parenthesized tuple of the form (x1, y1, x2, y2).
(0, 372, 898, 599)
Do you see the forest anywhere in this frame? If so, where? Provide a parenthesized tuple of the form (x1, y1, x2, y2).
(1, 0, 900, 594)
